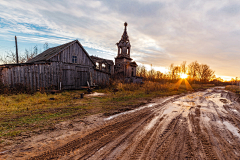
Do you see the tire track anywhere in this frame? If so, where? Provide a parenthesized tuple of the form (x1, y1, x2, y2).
(29, 111, 151, 160)
(27, 89, 240, 160)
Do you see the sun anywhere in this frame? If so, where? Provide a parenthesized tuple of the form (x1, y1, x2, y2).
(180, 74, 188, 79)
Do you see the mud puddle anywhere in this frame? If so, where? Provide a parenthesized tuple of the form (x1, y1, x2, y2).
(2, 88, 240, 160)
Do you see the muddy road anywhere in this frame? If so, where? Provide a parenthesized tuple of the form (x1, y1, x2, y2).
(24, 88, 240, 159)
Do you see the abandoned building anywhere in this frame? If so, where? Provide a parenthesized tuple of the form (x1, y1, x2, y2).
(0, 22, 139, 90)
(0, 40, 111, 90)
(114, 22, 137, 79)
(90, 56, 114, 75)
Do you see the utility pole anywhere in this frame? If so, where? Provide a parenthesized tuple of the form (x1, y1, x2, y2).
(15, 36, 19, 64)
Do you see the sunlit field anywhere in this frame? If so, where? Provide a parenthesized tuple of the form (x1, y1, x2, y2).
(225, 85, 240, 93)
(0, 81, 215, 146)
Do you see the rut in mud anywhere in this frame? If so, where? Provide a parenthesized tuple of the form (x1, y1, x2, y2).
(30, 88, 240, 160)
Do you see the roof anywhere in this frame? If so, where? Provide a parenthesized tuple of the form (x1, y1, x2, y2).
(27, 40, 95, 65)
(90, 56, 114, 65)
(27, 40, 75, 63)
(130, 61, 138, 67)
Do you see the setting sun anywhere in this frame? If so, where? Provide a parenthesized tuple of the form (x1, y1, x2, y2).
(180, 74, 188, 79)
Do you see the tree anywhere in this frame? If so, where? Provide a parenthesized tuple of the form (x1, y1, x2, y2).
(136, 65, 147, 78)
(24, 45, 39, 62)
(180, 61, 187, 74)
(0, 42, 48, 64)
(0, 50, 26, 64)
(197, 64, 215, 82)
(43, 42, 49, 51)
(187, 61, 199, 82)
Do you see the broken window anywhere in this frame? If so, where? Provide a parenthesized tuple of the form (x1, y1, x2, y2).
(96, 62, 99, 69)
(102, 63, 106, 71)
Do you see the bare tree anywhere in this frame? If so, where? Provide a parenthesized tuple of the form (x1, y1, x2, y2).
(136, 65, 147, 78)
(0, 42, 49, 64)
(180, 61, 187, 74)
(0, 50, 26, 64)
(43, 42, 49, 51)
(188, 61, 199, 82)
(197, 64, 215, 82)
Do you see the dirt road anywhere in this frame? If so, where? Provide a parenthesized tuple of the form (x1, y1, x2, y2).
(20, 88, 240, 159)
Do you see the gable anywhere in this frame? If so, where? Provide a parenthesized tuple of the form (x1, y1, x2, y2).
(27, 40, 75, 63)
(27, 40, 95, 66)
(50, 41, 95, 66)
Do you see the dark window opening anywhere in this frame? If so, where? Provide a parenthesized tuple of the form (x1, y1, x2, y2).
(72, 56, 77, 63)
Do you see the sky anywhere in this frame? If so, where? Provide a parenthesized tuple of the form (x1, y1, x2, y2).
(0, 0, 240, 81)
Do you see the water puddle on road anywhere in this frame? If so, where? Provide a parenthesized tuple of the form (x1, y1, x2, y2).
(223, 121, 240, 138)
(105, 96, 176, 121)
(105, 103, 157, 121)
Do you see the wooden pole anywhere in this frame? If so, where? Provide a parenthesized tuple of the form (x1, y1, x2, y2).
(15, 36, 19, 64)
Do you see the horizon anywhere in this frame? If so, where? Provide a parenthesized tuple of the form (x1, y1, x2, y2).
(0, 0, 239, 81)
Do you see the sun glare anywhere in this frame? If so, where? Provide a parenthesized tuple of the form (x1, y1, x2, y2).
(180, 74, 188, 79)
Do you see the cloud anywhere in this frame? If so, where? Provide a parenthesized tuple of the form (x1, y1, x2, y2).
(0, 0, 240, 78)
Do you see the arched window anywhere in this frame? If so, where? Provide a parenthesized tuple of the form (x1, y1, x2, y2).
(96, 62, 99, 69)
(102, 63, 106, 71)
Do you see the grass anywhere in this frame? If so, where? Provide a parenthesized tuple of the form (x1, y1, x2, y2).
(0, 81, 215, 147)
(225, 85, 240, 93)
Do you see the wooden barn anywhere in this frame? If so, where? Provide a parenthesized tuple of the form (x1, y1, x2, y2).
(0, 40, 113, 90)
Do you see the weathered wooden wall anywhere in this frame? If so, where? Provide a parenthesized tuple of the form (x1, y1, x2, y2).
(50, 42, 94, 67)
(0, 40, 111, 91)
(0, 63, 61, 91)
(0, 62, 110, 91)
(92, 69, 110, 86)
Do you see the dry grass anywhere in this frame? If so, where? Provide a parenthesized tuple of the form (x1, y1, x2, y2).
(0, 81, 215, 147)
(225, 85, 240, 92)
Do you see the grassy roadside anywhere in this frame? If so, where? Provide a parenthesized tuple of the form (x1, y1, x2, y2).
(225, 85, 240, 93)
(0, 81, 214, 147)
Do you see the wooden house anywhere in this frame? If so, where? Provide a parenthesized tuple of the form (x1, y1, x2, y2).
(0, 40, 113, 90)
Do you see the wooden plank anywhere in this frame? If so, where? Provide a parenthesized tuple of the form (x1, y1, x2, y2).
(37, 65, 40, 89)
(11, 68, 13, 86)
(29, 66, 32, 90)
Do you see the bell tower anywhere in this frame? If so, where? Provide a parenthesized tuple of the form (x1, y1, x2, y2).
(114, 22, 137, 79)
(116, 22, 131, 58)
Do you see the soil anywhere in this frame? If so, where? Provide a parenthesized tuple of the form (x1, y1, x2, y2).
(1, 87, 240, 160)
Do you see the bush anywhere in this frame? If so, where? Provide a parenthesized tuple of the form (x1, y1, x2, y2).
(114, 81, 170, 94)
(225, 85, 240, 92)
(0, 82, 32, 95)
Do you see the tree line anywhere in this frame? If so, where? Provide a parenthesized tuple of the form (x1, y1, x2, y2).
(0, 43, 49, 64)
(136, 61, 216, 83)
